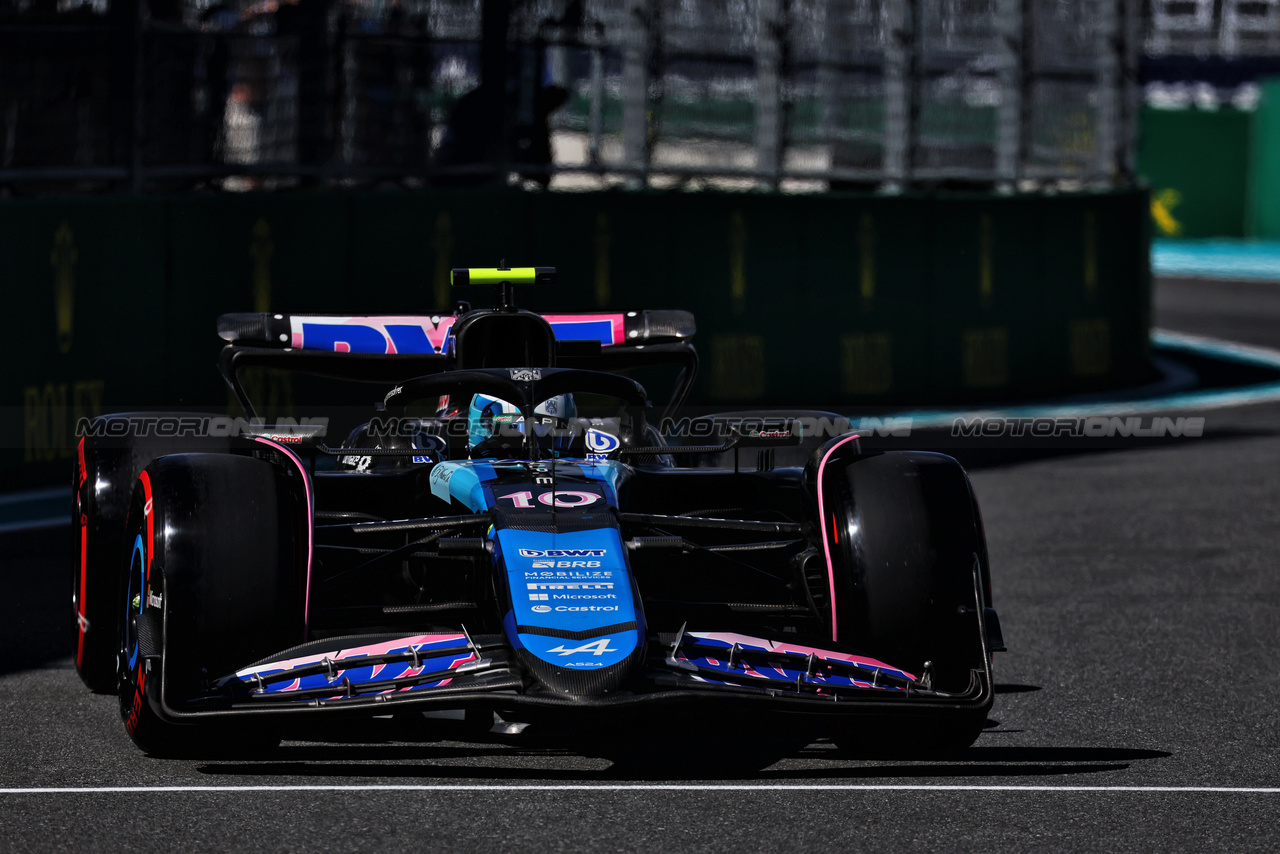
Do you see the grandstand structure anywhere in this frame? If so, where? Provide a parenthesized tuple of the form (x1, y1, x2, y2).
(1148, 0, 1280, 56)
(0, 0, 1203, 194)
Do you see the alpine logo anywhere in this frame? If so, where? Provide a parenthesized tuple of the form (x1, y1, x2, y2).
(518, 548, 607, 558)
(509, 368, 542, 382)
(547, 639, 617, 657)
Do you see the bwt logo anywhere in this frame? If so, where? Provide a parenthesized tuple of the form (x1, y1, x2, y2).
(518, 548, 607, 558)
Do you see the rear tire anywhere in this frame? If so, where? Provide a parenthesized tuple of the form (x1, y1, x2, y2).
(118, 452, 307, 756)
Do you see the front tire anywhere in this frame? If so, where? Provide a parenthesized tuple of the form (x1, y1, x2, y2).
(118, 452, 307, 756)
(811, 448, 992, 754)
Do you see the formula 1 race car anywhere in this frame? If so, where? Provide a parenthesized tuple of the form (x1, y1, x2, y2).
(73, 267, 1004, 759)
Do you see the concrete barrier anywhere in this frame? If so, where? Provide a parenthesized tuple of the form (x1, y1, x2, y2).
(3, 187, 1150, 487)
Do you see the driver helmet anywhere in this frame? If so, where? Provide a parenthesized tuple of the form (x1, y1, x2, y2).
(468, 393, 577, 456)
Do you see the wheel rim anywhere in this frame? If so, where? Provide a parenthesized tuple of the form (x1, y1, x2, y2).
(123, 534, 146, 674)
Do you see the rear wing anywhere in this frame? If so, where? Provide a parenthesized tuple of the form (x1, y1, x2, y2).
(217, 310, 694, 354)
(216, 310, 697, 419)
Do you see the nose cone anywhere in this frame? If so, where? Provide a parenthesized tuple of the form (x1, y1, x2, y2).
(495, 525, 646, 696)
(515, 628, 645, 696)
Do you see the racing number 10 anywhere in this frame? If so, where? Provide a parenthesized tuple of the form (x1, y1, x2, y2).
(499, 490, 599, 508)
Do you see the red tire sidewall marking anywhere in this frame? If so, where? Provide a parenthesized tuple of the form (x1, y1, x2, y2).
(76, 437, 88, 666)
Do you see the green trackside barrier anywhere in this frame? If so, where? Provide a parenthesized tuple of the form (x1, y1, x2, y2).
(1136, 97, 1280, 239)
(164, 192, 353, 408)
(1137, 106, 1251, 239)
(2, 196, 167, 489)
(348, 190, 534, 313)
(926, 192, 1151, 401)
(3, 187, 1150, 489)
(1249, 80, 1280, 239)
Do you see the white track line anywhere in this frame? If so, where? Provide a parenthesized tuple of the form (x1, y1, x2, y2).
(1, 785, 1279, 794)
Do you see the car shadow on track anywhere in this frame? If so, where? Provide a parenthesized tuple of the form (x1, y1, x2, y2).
(195, 759, 1144, 781)
(993, 683, 1041, 694)
(193, 718, 1172, 782)
(755, 764, 1137, 780)
(741, 746, 1174, 782)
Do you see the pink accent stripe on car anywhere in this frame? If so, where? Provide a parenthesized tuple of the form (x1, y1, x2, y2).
(815, 434, 859, 643)
(542, 313, 626, 346)
(254, 437, 315, 639)
(235, 633, 468, 677)
(686, 630, 915, 681)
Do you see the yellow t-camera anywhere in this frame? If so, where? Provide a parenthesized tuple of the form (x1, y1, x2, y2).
(450, 267, 556, 286)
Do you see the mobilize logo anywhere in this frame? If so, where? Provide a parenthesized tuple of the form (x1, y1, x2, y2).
(548, 639, 617, 657)
(523, 570, 612, 578)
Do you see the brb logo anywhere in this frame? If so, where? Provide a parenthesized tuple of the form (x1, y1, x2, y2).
(521, 549, 607, 569)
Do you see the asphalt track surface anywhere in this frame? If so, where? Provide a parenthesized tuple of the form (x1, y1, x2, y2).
(3, 275, 1280, 852)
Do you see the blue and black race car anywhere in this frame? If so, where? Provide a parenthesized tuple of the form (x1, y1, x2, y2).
(73, 267, 1004, 758)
